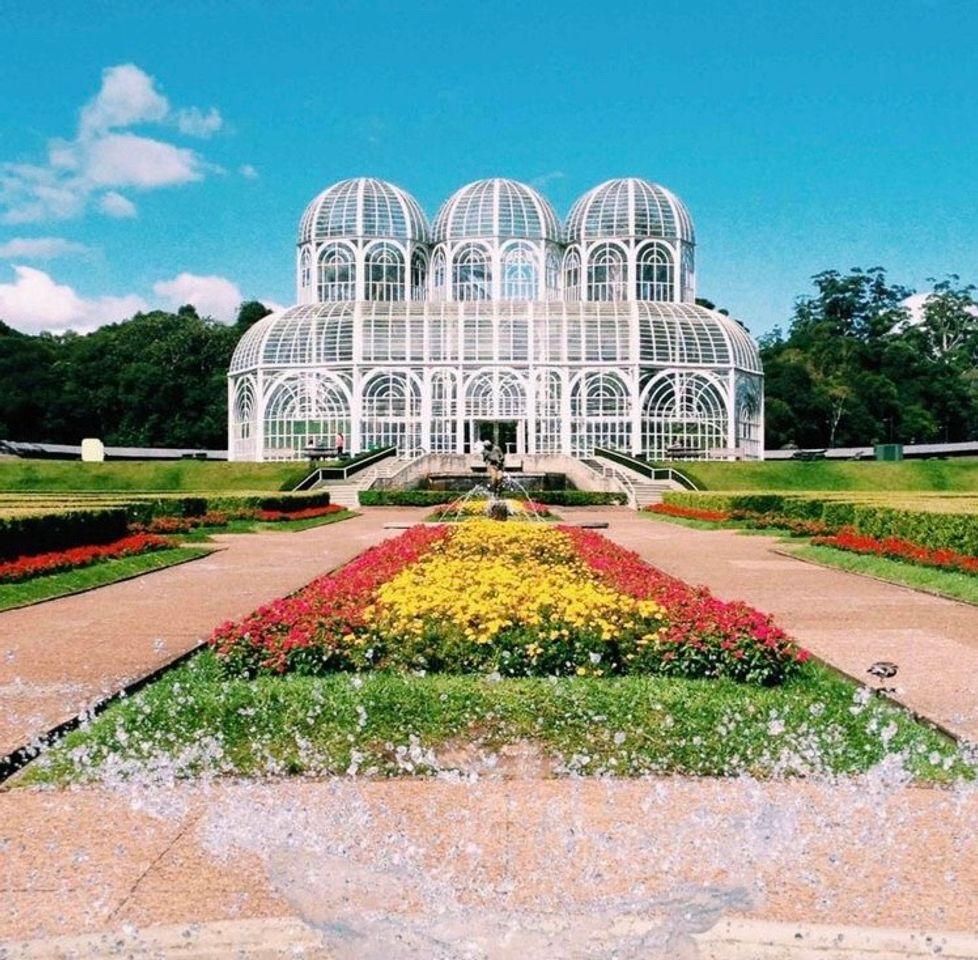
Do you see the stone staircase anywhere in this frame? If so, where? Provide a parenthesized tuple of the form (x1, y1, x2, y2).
(584, 456, 686, 509)
(315, 456, 410, 509)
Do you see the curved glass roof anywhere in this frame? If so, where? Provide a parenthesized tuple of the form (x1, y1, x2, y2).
(298, 178, 429, 245)
(565, 178, 695, 244)
(230, 304, 356, 372)
(230, 301, 759, 374)
(634, 301, 757, 371)
(432, 178, 561, 243)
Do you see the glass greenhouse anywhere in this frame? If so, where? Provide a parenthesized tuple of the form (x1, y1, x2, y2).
(229, 177, 763, 461)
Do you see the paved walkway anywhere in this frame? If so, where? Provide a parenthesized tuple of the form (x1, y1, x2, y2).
(573, 507, 978, 743)
(0, 509, 427, 759)
(4, 507, 978, 952)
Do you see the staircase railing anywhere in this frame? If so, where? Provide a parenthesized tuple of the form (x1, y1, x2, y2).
(292, 446, 397, 491)
(593, 448, 698, 490)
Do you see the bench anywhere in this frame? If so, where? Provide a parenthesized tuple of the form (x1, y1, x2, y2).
(306, 447, 339, 462)
(665, 446, 704, 460)
(791, 449, 827, 461)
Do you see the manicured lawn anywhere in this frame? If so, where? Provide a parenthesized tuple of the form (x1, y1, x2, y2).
(0, 546, 213, 611)
(21, 650, 969, 785)
(0, 459, 309, 493)
(790, 543, 978, 606)
(667, 459, 978, 492)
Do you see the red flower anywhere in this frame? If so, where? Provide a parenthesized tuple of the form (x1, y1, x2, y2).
(0, 534, 171, 583)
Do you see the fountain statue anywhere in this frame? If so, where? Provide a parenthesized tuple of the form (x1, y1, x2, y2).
(481, 439, 510, 521)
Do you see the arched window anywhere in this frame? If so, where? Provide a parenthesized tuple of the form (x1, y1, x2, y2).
(231, 376, 257, 460)
(563, 248, 581, 301)
(535, 370, 562, 454)
(360, 372, 421, 452)
(571, 372, 630, 455)
(431, 248, 446, 302)
(681, 243, 695, 302)
(586, 243, 627, 301)
(501, 242, 537, 300)
(410, 249, 428, 302)
(318, 244, 355, 301)
(636, 244, 673, 301)
(263, 373, 351, 460)
(545, 248, 560, 300)
(364, 242, 404, 301)
(453, 243, 492, 301)
(465, 371, 527, 422)
(300, 248, 311, 293)
(429, 370, 457, 453)
(641, 373, 727, 460)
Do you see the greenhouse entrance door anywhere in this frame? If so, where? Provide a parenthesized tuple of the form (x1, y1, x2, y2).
(469, 419, 523, 455)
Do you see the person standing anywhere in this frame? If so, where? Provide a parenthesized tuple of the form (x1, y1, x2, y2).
(335, 430, 345, 457)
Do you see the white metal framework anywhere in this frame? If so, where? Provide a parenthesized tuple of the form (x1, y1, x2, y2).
(231, 176, 764, 460)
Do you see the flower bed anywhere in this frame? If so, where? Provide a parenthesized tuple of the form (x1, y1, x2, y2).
(132, 503, 345, 534)
(211, 520, 805, 684)
(646, 501, 830, 536)
(0, 533, 172, 583)
(255, 503, 345, 522)
(812, 527, 978, 576)
(427, 498, 554, 521)
(647, 503, 731, 523)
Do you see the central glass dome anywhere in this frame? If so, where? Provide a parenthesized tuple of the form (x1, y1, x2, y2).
(432, 178, 561, 242)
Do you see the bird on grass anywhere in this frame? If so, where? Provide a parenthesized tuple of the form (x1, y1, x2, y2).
(867, 661, 899, 694)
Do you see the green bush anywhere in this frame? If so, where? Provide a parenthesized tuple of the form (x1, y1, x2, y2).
(661, 491, 978, 555)
(359, 490, 457, 506)
(207, 492, 332, 514)
(531, 490, 626, 506)
(123, 491, 332, 522)
(0, 508, 130, 560)
(358, 489, 627, 507)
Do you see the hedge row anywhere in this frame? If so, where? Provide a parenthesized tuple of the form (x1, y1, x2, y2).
(0, 492, 333, 559)
(662, 491, 978, 555)
(358, 489, 626, 507)
(0, 508, 130, 561)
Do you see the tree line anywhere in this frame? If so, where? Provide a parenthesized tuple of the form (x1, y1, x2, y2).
(2, 271, 977, 451)
(761, 269, 978, 448)
(0, 301, 270, 449)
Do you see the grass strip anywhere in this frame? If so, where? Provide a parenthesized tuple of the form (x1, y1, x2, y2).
(788, 543, 978, 606)
(21, 650, 970, 786)
(0, 547, 213, 612)
(638, 511, 731, 531)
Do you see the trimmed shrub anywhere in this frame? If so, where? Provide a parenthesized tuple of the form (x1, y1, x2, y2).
(0, 508, 130, 561)
(532, 490, 626, 506)
(359, 490, 457, 506)
(661, 491, 978, 556)
(358, 489, 627, 507)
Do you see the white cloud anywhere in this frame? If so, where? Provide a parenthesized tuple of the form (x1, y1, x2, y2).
(0, 64, 221, 224)
(79, 64, 170, 138)
(0, 237, 91, 259)
(98, 191, 137, 218)
(175, 107, 223, 138)
(239, 164, 259, 179)
(530, 170, 566, 189)
(900, 292, 978, 327)
(0, 266, 146, 334)
(85, 133, 203, 188)
(152, 272, 244, 322)
(0, 264, 281, 334)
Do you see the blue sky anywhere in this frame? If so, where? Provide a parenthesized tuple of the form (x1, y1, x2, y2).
(1, 0, 976, 336)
